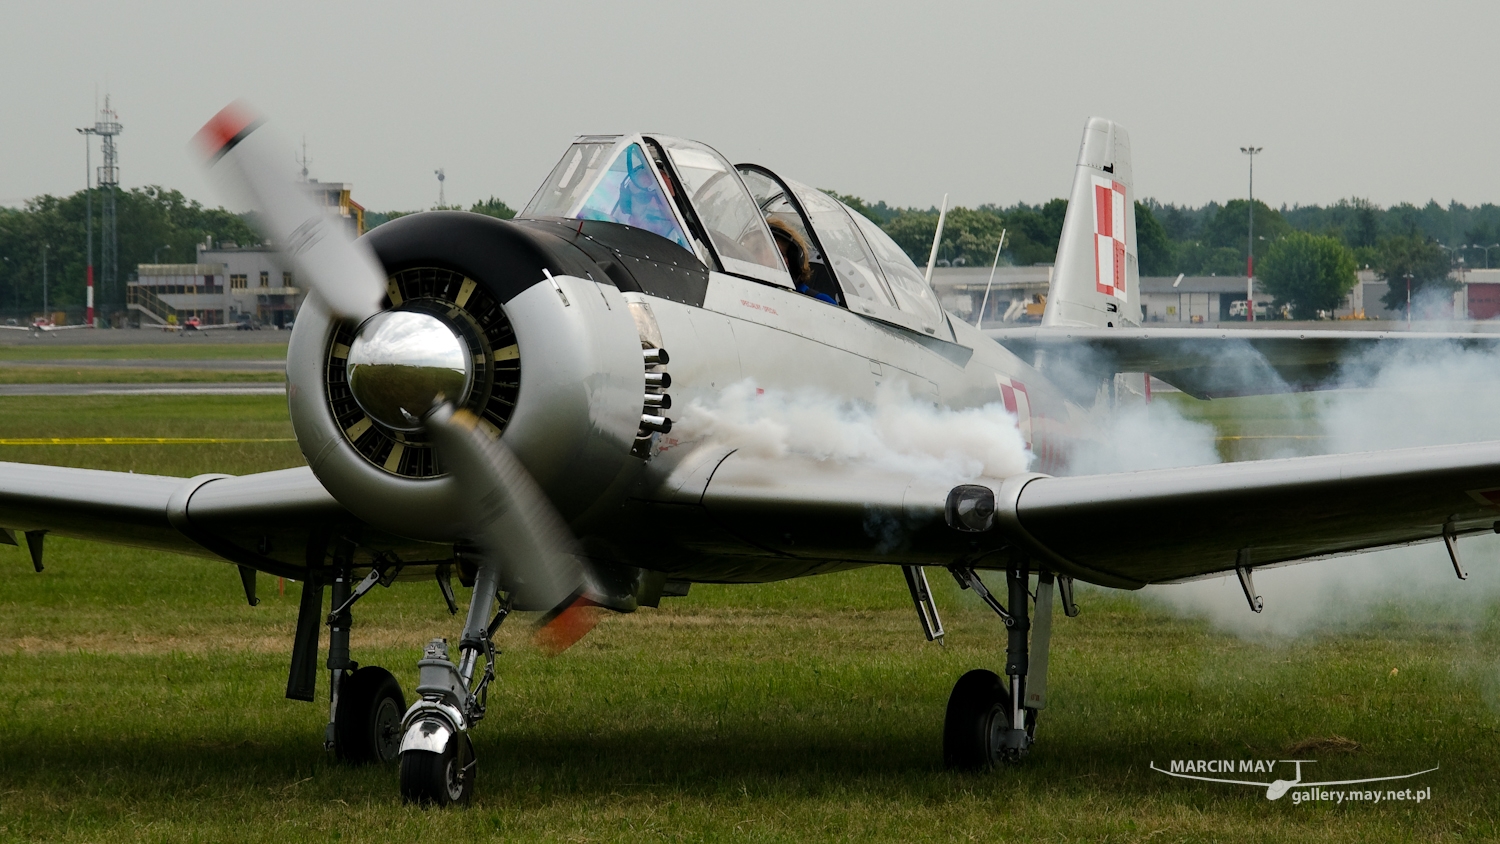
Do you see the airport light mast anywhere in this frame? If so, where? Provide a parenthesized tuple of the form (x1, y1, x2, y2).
(75, 123, 95, 327)
(94, 98, 121, 325)
(1240, 146, 1262, 322)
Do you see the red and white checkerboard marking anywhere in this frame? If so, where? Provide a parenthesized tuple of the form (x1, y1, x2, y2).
(1093, 176, 1128, 301)
(996, 375, 1032, 450)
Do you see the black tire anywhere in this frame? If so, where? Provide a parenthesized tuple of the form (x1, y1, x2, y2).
(942, 671, 1038, 767)
(943, 669, 1010, 771)
(400, 732, 475, 806)
(334, 666, 407, 765)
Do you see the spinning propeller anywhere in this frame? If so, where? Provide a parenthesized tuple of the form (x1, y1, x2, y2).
(194, 103, 599, 652)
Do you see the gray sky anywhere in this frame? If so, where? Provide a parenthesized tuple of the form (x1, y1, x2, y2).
(2, 1, 1494, 213)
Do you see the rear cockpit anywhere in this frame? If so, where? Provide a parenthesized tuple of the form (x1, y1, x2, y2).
(520, 134, 952, 340)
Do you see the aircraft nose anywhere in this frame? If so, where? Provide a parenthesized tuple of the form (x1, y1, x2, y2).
(1266, 780, 1294, 800)
(346, 309, 474, 431)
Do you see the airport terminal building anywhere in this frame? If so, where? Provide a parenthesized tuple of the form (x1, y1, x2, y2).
(127, 181, 363, 328)
(932, 265, 1498, 325)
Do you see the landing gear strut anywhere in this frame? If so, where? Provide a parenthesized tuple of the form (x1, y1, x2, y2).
(285, 534, 407, 766)
(398, 556, 510, 806)
(943, 562, 1061, 770)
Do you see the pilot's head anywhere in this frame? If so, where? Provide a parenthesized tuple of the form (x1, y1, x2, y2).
(767, 217, 811, 283)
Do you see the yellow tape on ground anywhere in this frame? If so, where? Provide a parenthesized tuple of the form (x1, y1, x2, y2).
(0, 437, 297, 445)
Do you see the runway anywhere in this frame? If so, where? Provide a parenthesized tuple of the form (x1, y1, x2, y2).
(0, 383, 286, 396)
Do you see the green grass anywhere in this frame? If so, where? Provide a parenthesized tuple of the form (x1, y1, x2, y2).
(1, 394, 1498, 841)
(0, 367, 284, 384)
(0, 396, 302, 475)
(0, 343, 287, 361)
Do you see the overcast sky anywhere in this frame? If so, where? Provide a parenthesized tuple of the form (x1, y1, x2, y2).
(2, 1, 1494, 214)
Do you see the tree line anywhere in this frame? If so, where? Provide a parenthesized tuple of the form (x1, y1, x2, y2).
(834, 194, 1499, 319)
(0, 191, 517, 317)
(0, 182, 1488, 322)
(0, 187, 257, 315)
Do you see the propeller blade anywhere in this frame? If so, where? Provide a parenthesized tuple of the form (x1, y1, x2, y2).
(423, 404, 602, 652)
(192, 101, 385, 322)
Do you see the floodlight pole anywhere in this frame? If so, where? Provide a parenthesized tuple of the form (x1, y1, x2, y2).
(76, 125, 95, 327)
(41, 243, 49, 317)
(1240, 147, 1262, 322)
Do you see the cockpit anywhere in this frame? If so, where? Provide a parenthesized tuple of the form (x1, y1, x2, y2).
(520, 134, 952, 340)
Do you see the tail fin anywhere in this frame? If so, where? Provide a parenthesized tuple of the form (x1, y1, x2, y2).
(1042, 118, 1138, 329)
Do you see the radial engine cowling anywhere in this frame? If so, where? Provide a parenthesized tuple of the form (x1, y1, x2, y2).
(287, 212, 644, 542)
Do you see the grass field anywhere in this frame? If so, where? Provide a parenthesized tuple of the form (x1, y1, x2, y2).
(0, 343, 288, 361)
(0, 342, 287, 384)
(2, 394, 1498, 842)
(0, 368, 283, 384)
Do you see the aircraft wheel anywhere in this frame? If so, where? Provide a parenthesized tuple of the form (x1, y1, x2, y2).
(400, 733, 475, 806)
(334, 666, 406, 765)
(943, 669, 1010, 770)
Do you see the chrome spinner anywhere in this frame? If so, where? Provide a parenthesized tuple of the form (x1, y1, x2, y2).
(346, 310, 474, 431)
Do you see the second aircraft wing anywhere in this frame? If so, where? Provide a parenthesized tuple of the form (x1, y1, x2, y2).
(987, 326, 1500, 399)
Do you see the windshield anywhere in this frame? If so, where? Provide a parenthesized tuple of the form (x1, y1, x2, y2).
(522, 140, 616, 219)
(849, 210, 946, 326)
(657, 138, 783, 276)
(573, 143, 692, 250)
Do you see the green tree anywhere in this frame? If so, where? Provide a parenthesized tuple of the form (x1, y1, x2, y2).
(1257, 232, 1358, 319)
(878, 206, 1013, 268)
(998, 199, 1068, 266)
(468, 197, 516, 220)
(1375, 234, 1453, 311)
(880, 211, 941, 264)
(824, 191, 883, 225)
(0, 187, 256, 315)
(1201, 199, 1291, 268)
(1170, 242, 1243, 276)
(365, 210, 417, 230)
(1134, 201, 1173, 276)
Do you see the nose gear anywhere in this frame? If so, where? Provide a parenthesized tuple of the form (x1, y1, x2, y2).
(398, 569, 512, 805)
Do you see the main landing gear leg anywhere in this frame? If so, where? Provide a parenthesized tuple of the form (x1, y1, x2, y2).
(944, 561, 1062, 770)
(398, 557, 510, 806)
(319, 535, 406, 765)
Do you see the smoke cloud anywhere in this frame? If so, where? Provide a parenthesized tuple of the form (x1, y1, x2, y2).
(1115, 338, 1500, 638)
(1063, 395, 1221, 474)
(678, 379, 1033, 485)
(674, 341, 1500, 640)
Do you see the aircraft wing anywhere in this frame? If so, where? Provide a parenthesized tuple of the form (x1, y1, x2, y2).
(38, 324, 92, 332)
(987, 326, 1500, 398)
(665, 440, 1500, 590)
(0, 463, 393, 577)
(1001, 440, 1500, 586)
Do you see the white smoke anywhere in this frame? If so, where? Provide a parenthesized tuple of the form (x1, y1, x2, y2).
(1064, 395, 1221, 474)
(1122, 339, 1500, 638)
(673, 344, 1500, 640)
(678, 379, 1033, 485)
(1315, 342, 1500, 452)
(1145, 539, 1500, 639)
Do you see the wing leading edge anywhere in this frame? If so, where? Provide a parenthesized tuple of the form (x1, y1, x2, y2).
(0, 463, 358, 577)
